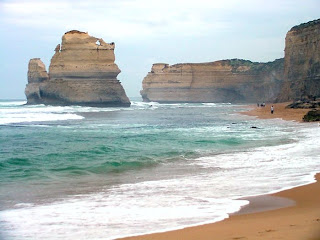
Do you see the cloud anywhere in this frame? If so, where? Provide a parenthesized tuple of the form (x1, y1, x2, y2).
(1, 0, 319, 98)
(2, 0, 318, 44)
(0, 0, 235, 40)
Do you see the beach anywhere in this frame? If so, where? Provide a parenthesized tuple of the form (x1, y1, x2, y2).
(119, 102, 320, 240)
(1, 101, 319, 239)
(119, 173, 320, 240)
(241, 102, 311, 122)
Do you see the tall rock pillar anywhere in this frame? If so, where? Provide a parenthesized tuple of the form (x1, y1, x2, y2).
(25, 30, 130, 107)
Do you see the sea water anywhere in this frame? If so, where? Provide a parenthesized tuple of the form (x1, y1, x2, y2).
(0, 99, 319, 240)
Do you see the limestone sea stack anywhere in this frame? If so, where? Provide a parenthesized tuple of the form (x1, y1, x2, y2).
(25, 30, 130, 107)
(141, 59, 284, 103)
(278, 19, 320, 101)
(25, 58, 49, 104)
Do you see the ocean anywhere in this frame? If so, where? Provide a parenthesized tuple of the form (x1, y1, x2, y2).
(0, 99, 319, 240)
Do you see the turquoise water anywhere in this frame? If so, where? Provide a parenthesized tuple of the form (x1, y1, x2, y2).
(0, 100, 319, 239)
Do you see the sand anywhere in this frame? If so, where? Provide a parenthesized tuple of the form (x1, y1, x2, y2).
(118, 103, 320, 240)
(241, 102, 311, 122)
(118, 174, 320, 240)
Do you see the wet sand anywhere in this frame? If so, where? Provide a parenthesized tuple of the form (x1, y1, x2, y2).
(118, 174, 320, 240)
(241, 102, 310, 122)
(118, 102, 320, 240)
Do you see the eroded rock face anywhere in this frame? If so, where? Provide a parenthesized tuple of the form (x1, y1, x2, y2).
(27, 58, 49, 83)
(25, 30, 130, 107)
(25, 58, 49, 104)
(141, 59, 284, 103)
(278, 19, 320, 101)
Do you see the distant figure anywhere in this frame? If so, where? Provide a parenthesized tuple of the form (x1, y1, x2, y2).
(257, 103, 259, 107)
(271, 105, 274, 114)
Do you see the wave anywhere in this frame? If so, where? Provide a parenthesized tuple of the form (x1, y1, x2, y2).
(0, 112, 84, 125)
(0, 102, 84, 124)
(0, 100, 236, 125)
(0, 111, 319, 239)
(0, 100, 27, 106)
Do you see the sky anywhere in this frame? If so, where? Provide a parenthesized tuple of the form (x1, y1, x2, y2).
(0, 0, 319, 99)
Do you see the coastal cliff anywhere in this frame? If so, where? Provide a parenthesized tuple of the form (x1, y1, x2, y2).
(278, 19, 320, 101)
(141, 59, 284, 103)
(25, 30, 130, 107)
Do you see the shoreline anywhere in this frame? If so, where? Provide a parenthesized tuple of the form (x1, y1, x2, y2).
(117, 173, 320, 240)
(118, 103, 320, 240)
(240, 102, 311, 122)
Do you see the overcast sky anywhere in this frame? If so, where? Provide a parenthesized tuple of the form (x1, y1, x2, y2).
(0, 0, 319, 99)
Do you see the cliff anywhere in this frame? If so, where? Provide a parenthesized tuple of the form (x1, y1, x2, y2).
(25, 30, 130, 107)
(278, 19, 320, 101)
(141, 59, 284, 103)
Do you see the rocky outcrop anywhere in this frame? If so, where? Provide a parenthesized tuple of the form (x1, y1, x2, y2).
(287, 98, 320, 109)
(25, 58, 49, 104)
(141, 59, 284, 103)
(278, 19, 320, 101)
(303, 109, 320, 122)
(25, 30, 130, 107)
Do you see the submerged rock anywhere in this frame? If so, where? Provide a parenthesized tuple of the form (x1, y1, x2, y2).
(25, 30, 130, 107)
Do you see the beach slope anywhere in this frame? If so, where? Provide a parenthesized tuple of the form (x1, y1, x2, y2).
(241, 102, 310, 122)
(118, 104, 320, 240)
(118, 174, 320, 240)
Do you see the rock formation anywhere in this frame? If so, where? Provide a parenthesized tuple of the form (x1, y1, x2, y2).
(141, 19, 320, 104)
(25, 58, 49, 104)
(141, 59, 284, 103)
(303, 109, 320, 122)
(278, 19, 320, 101)
(25, 30, 130, 107)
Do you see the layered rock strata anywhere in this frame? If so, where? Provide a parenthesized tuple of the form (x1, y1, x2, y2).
(141, 59, 284, 103)
(25, 30, 130, 107)
(278, 19, 320, 101)
(25, 58, 49, 104)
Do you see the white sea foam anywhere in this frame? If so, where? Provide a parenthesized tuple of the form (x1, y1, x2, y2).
(0, 104, 85, 124)
(0, 100, 236, 125)
(0, 178, 248, 240)
(0, 101, 27, 106)
(0, 112, 84, 124)
(0, 100, 168, 125)
(0, 101, 84, 124)
(1, 101, 319, 239)
(1, 124, 319, 240)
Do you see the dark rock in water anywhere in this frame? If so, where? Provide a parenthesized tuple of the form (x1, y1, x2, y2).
(25, 30, 130, 107)
(303, 109, 320, 122)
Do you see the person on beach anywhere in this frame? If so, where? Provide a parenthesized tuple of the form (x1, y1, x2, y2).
(271, 105, 274, 114)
